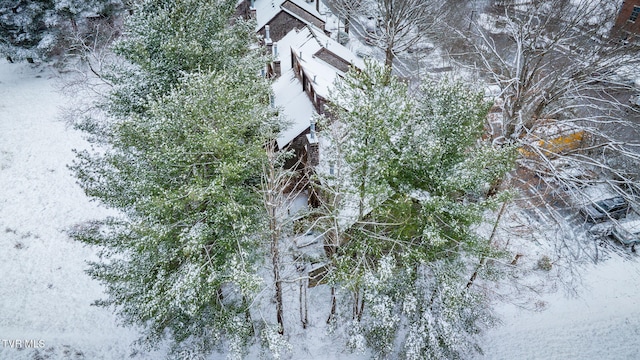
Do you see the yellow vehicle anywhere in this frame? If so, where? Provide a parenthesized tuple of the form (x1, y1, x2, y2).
(519, 120, 585, 158)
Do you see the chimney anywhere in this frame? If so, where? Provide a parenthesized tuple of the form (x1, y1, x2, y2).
(265, 25, 273, 54)
(309, 117, 316, 140)
(316, 0, 319, 13)
(307, 117, 319, 166)
(249, 0, 256, 18)
(265, 25, 272, 42)
(273, 42, 281, 77)
(313, 74, 317, 83)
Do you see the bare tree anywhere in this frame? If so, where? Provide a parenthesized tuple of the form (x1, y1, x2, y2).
(328, 0, 448, 68)
(466, 1, 638, 138)
(261, 141, 308, 335)
(327, 0, 365, 35)
(451, 0, 640, 198)
(437, 0, 640, 274)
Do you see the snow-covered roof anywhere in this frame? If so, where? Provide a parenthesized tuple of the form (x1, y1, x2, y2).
(270, 26, 363, 149)
(290, 25, 364, 99)
(253, 0, 324, 32)
(269, 28, 317, 149)
(273, 68, 315, 149)
(272, 25, 307, 72)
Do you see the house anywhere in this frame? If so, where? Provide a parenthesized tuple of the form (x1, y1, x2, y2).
(236, 0, 326, 43)
(613, 0, 640, 39)
(268, 26, 363, 173)
(289, 25, 364, 115)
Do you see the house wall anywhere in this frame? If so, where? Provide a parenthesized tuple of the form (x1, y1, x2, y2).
(282, 130, 311, 169)
(614, 0, 640, 36)
(235, 0, 251, 19)
(259, 12, 306, 42)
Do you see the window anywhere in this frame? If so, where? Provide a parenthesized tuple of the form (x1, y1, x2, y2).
(630, 6, 640, 22)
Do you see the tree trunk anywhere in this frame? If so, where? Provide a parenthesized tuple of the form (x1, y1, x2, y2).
(327, 286, 337, 324)
(358, 138, 369, 220)
(385, 45, 394, 69)
(467, 202, 507, 289)
(353, 289, 365, 320)
(70, 17, 78, 33)
(265, 145, 285, 335)
(271, 208, 284, 335)
(299, 279, 308, 328)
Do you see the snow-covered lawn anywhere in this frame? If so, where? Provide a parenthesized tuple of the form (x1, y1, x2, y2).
(475, 258, 640, 359)
(1, 61, 639, 359)
(0, 62, 162, 359)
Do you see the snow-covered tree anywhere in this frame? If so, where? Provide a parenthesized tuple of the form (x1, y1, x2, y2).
(464, 0, 639, 141)
(72, 69, 274, 358)
(0, 0, 55, 61)
(316, 61, 514, 358)
(103, 0, 256, 118)
(447, 0, 640, 262)
(70, 0, 278, 357)
(260, 141, 308, 337)
(327, 0, 447, 68)
(328, 60, 412, 220)
(0, 0, 124, 61)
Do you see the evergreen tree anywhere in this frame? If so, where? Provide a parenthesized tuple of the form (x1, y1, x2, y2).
(73, 69, 273, 359)
(70, 0, 276, 357)
(318, 61, 515, 358)
(0, 0, 123, 61)
(105, 0, 255, 118)
(0, 0, 55, 60)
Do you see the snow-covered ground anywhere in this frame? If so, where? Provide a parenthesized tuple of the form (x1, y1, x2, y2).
(0, 62, 163, 359)
(475, 258, 640, 359)
(2, 60, 640, 360)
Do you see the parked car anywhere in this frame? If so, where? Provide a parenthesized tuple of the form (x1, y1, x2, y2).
(580, 196, 628, 222)
(611, 219, 640, 247)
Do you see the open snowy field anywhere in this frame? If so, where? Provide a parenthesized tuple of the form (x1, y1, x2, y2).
(475, 257, 640, 359)
(1, 61, 640, 359)
(0, 61, 163, 359)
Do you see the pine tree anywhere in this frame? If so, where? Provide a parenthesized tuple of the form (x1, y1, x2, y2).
(70, 0, 277, 357)
(105, 0, 255, 118)
(0, 0, 123, 61)
(0, 0, 55, 61)
(318, 61, 515, 358)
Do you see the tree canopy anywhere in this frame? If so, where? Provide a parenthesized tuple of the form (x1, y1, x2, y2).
(0, 0, 124, 61)
(316, 61, 515, 358)
(70, 0, 277, 357)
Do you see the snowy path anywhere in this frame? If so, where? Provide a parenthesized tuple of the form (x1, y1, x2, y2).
(0, 62, 160, 359)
